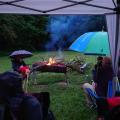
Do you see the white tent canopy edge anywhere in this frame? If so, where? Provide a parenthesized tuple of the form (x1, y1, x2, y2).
(0, 0, 120, 96)
(0, 0, 115, 14)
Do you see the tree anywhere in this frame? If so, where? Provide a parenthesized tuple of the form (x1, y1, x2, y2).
(0, 15, 49, 51)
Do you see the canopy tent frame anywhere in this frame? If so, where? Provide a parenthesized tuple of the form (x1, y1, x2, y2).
(63, 0, 115, 11)
(0, 0, 117, 14)
(0, 0, 93, 14)
(0, 0, 23, 5)
(45, 0, 115, 13)
(0, 0, 44, 13)
(0, 0, 120, 96)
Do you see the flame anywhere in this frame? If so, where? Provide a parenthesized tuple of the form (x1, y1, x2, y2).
(47, 57, 56, 65)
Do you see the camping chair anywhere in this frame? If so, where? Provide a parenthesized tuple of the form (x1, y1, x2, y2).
(85, 87, 109, 120)
(85, 80, 114, 110)
(86, 83, 120, 119)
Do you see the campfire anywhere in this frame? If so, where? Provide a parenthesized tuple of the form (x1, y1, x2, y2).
(47, 57, 56, 65)
(47, 56, 64, 66)
(32, 56, 68, 85)
(32, 56, 66, 72)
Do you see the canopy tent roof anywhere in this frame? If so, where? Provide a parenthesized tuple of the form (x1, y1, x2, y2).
(0, 0, 117, 15)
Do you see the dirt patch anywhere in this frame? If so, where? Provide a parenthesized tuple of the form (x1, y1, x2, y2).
(33, 83, 48, 88)
(56, 81, 68, 86)
(32, 80, 68, 88)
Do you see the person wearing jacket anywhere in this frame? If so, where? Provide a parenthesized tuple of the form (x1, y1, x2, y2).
(94, 57, 114, 97)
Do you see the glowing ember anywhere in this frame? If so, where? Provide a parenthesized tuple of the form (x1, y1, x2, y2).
(47, 57, 56, 65)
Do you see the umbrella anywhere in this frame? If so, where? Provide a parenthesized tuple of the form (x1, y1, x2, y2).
(69, 32, 110, 56)
(10, 50, 32, 58)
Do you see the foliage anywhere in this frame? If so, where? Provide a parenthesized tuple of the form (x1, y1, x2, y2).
(0, 15, 49, 51)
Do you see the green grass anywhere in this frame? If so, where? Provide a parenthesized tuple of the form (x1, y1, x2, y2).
(0, 51, 97, 120)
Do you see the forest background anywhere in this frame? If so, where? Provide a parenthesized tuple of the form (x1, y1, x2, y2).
(0, 15, 106, 51)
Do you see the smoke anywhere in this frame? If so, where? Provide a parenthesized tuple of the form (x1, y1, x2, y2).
(45, 15, 105, 50)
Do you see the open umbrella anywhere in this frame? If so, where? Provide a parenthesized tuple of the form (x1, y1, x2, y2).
(10, 50, 32, 58)
(69, 32, 110, 56)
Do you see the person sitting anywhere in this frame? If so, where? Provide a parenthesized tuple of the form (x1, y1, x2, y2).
(82, 56, 103, 106)
(82, 56, 114, 107)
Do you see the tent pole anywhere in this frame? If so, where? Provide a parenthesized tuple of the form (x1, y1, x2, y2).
(0, 0, 24, 5)
(0, 1, 44, 13)
(63, 0, 114, 11)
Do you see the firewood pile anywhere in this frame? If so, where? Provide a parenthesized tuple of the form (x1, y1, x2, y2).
(66, 56, 87, 73)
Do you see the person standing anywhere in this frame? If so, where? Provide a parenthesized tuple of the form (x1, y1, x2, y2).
(94, 57, 114, 97)
(11, 56, 30, 78)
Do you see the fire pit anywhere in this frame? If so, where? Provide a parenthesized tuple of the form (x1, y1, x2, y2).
(31, 58, 68, 84)
(32, 62, 67, 73)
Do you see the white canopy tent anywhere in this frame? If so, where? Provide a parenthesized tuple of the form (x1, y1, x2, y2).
(0, 0, 120, 95)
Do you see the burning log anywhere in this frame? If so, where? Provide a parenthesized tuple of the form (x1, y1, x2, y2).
(32, 61, 67, 73)
(47, 57, 56, 65)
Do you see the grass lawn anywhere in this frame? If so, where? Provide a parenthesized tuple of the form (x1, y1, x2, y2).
(0, 51, 97, 120)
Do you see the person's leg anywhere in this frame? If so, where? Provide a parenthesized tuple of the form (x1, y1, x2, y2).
(82, 83, 95, 106)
